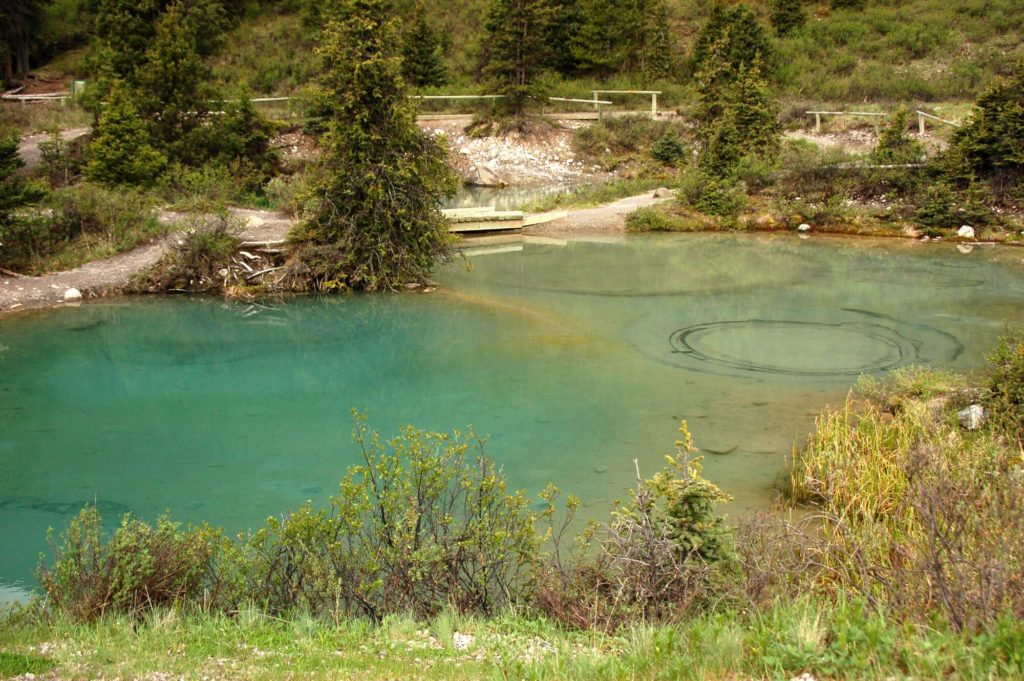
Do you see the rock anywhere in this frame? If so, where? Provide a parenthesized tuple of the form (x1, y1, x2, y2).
(957, 225, 975, 239)
(63, 287, 82, 302)
(652, 187, 673, 198)
(464, 165, 505, 187)
(958, 404, 986, 430)
(798, 223, 812, 232)
(452, 632, 474, 651)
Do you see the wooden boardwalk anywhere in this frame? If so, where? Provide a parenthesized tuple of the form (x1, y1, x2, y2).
(443, 207, 566, 233)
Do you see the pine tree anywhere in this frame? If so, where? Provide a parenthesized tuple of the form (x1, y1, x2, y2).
(570, 0, 623, 78)
(0, 0, 44, 78)
(770, 0, 806, 37)
(293, 0, 457, 291)
(696, 44, 780, 178)
(949, 64, 1024, 177)
(641, 0, 672, 82)
(85, 84, 168, 187)
(482, 0, 555, 119)
(401, 3, 447, 87)
(691, 3, 773, 79)
(133, 1, 213, 157)
(0, 133, 43, 221)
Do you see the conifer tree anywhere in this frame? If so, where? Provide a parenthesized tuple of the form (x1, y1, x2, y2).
(482, 0, 554, 119)
(401, 3, 447, 87)
(293, 0, 457, 291)
(0, 133, 43, 224)
(641, 0, 672, 82)
(949, 64, 1024, 178)
(85, 84, 168, 187)
(570, 0, 624, 78)
(691, 3, 773, 79)
(770, 0, 806, 37)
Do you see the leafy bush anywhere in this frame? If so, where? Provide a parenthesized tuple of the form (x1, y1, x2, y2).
(536, 423, 738, 632)
(678, 166, 748, 218)
(160, 163, 248, 212)
(2, 183, 161, 273)
(250, 413, 540, 622)
(574, 116, 689, 167)
(986, 328, 1024, 437)
(37, 129, 86, 188)
(626, 206, 692, 232)
(37, 506, 242, 622)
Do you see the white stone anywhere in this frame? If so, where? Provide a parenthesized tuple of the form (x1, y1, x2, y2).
(452, 632, 474, 651)
(957, 225, 975, 239)
(798, 223, 812, 232)
(958, 404, 986, 431)
(464, 165, 504, 188)
(63, 287, 82, 301)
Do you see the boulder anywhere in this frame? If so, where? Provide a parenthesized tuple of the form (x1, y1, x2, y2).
(958, 404, 986, 431)
(652, 187, 673, 198)
(63, 287, 82, 302)
(957, 225, 976, 239)
(798, 223, 812, 232)
(464, 165, 505, 187)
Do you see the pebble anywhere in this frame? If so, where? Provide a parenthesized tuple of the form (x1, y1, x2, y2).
(63, 287, 83, 301)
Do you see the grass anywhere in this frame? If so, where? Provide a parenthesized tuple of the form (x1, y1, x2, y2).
(2, 184, 172, 275)
(1, 102, 92, 136)
(3, 598, 1023, 680)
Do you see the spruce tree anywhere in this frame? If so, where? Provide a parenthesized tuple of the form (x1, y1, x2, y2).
(293, 0, 457, 291)
(0, 133, 43, 223)
(641, 0, 672, 82)
(401, 3, 447, 87)
(482, 0, 554, 119)
(691, 3, 773, 79)
(570, 0, 623, 78)
(949, 64, 1024, 178)
(85, 84, 168, 187)
(770, 0, 806, 37)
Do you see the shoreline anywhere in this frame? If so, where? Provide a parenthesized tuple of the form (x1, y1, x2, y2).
(2, 194, 1018, 318)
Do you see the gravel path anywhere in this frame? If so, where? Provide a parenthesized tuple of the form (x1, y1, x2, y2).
(17, 128, 91, 172)
(527, 190, 673, 236)
(0, 208, 295, 315)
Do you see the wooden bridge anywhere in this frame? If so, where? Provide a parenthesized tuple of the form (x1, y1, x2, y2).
(443, 207, 566, 233)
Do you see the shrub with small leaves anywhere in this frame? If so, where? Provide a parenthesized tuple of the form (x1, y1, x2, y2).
(986, 328, 1024, 438)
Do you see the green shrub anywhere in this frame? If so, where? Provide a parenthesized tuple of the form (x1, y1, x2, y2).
(142, 217, 241, 292)
(85, 84, 168, 188)
(536, 423, 738, 631)
(37, 128, 86, 188)
(2, 183, 161, 273)
(986, 328, 1024, 438)
(871, 109, 925, 165)
(37, 506, 242, 622)
(160, 163, 246, 212)
(250, 413, 540, 622)
(626, 206, 691, 232)
(678, 166, 747, 218)
(649, 134, 687, 166)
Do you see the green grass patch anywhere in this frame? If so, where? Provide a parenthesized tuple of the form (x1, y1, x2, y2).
(0, 651, 56, 677)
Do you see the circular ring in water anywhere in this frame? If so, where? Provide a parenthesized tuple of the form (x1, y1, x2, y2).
(669, 320, 914, 376)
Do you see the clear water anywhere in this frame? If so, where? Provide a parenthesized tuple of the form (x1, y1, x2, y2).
(2, 233, 1023, 604)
